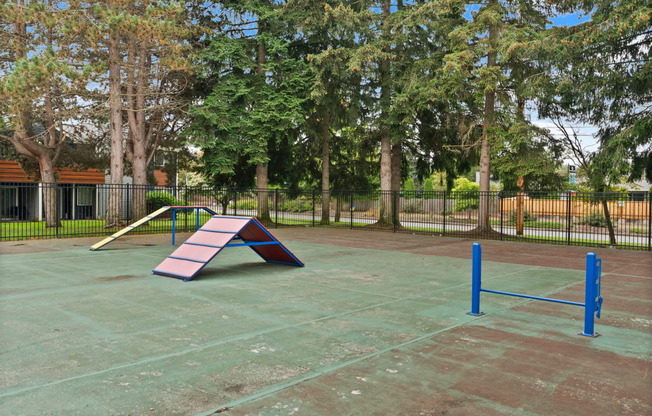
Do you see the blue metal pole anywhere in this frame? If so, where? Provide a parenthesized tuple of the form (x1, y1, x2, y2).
(196, 207, 199, 231)
(172, 208, 176, 246)
(580, 252, 599, 337)
(480, 289, 585, 307)
(468, 243, 484, 316)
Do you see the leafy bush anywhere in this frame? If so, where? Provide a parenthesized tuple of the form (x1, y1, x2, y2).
(580, 213, 607, 228)
(279, 199, 312, 212)
(630, 227, 646, 235)
(146, 191, 182, 211)
(452, 177, 480, 193)
(404, 178, 415, 192)
(451, 178, 480, 212)
(507, 209, 537, 225)
(422, 178, 434, 199)
(402, 202, 424, 213)
(237, 199, 258, 210)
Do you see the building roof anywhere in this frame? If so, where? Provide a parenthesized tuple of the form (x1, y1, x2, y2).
(0, 160, 105, 184)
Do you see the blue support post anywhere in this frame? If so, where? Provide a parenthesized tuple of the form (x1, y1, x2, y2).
(468, 243, 484, 316)
(172, 208, 176, 246)
(196, 207, 200, 231)
(580, 252, 600, 337)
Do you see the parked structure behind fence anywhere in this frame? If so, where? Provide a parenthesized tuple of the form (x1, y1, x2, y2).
(1, 183, 650, 251)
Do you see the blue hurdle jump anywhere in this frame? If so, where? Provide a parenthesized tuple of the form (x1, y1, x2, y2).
(467, 243, 604, 337)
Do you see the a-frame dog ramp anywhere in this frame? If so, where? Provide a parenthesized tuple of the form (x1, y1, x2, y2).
(152, 216, 304, 281)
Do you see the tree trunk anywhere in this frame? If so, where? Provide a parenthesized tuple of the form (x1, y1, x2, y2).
(334, 196, 342, 223)
(125, 40, 150, 221)
(39, 154, 58, 228)
(378, 0, 392, 226)
(256, 163, 270, 222)
(601, 199, 617, 245)
(478, 12, 497, 233)
(391, 142, 401, 227)
(516, 175, 524, 235)
(515, 92, 526, 236)
(105, 29, 124, 228)
(254, 36, 270, 223)
(321, 110, 330, 225)
(131, 140, 148, 220)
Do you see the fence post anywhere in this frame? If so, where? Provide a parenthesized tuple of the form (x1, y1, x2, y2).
(275, 188, 278, 229)
(55, 184, 59, 238)
(648, 191, 651, 252)
(126, 183, 130, 224)
(234, 189, 238, 216)
(184, 185, 188, 232)
(172, 208, 176, 246)
(581, 252, 598, 337)
(500, 191, 504, 240)
(443, 191, 446, 236)
(393, 190, 398, 233)
(567, 192, 572, 246)
(312, 190, 315, 227)
(468, 243, 484, 316)
(350, 190, 354, 230)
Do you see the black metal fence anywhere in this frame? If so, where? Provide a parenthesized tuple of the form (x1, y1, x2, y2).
(1, 183, 651, 251)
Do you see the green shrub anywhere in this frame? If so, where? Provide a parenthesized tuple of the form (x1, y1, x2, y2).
(147, 191, 182, 211)
(402, 202, 423, 213)
(452, 177, 480, 192)
(404, 178, 415, 192)
(580, 213, 607, 228)
(237, 199, 258, 210)
(629, 227, 646, 234)
(422, 178, 434, 199)
(507, 209, 537, 225)
(279, 199, 312, 212)
(451, 178, 480, 212)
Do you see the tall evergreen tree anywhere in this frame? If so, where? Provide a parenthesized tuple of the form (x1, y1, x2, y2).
(0, 0, 88, 227)
(442, 0, 556, 232)
(189, 0, 310, 223)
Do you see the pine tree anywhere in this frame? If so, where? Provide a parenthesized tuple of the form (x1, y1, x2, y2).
(189, 0, 311, 223)
(442, 0, 557, 232)
(0, 0, 89, 227)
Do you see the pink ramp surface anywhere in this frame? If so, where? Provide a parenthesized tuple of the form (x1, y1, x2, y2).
(154, 258, 206, 280)
(185, 231, 235, 247)
(201, 217, 250, 233)
(168, 244, 222, 262)
(152, 216, 303, 281)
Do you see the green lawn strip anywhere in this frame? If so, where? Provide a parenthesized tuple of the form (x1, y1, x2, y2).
(275, 217, 370, 227)
(501, 234, 647, 249)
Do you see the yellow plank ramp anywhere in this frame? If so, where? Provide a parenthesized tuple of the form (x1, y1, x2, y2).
(89, 206, 171, 251)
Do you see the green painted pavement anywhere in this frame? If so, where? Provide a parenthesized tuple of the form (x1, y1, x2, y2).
(0, 240, 649, 415)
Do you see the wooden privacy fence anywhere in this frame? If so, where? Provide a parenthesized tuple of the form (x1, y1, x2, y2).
(501, 196, 650, 220)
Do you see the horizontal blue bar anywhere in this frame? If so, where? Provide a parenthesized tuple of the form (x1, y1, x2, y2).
(183, 241, 224, 248)
(480, 289, 585, 307)
(199, 228, 237, 234)
(168, 255, 205, 263)
(225, 242, 277, 247)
